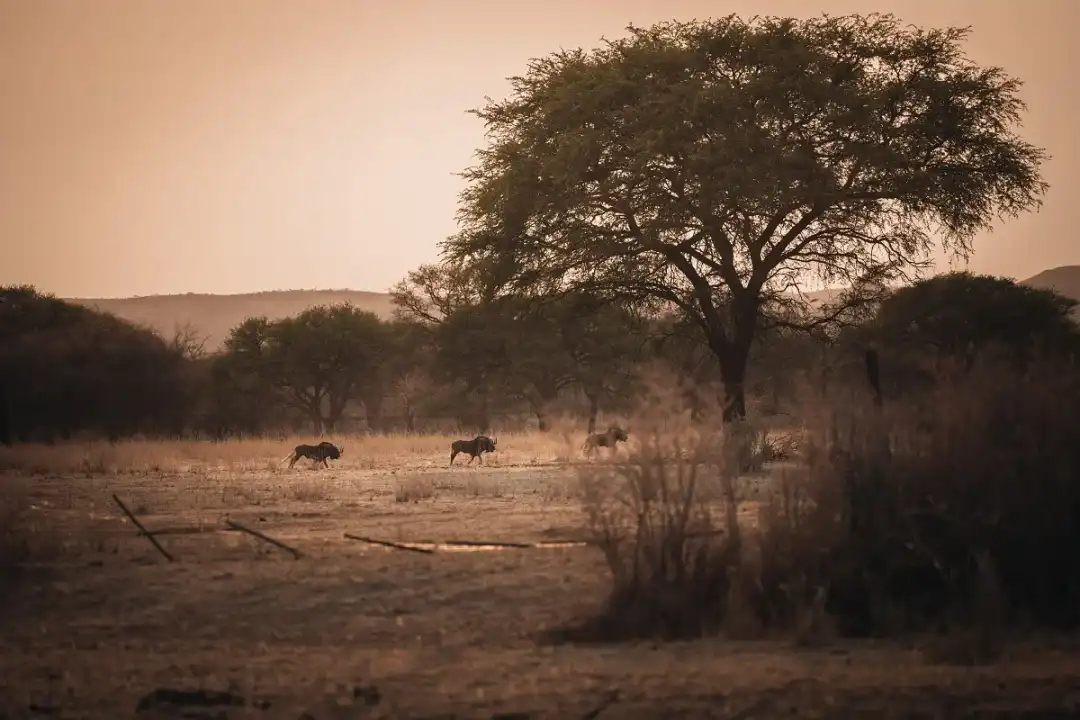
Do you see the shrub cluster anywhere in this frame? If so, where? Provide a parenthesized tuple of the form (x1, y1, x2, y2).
(565, 355, 1080, 649)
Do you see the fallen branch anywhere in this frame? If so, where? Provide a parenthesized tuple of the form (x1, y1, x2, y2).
(137, 525, 217, 537)
(112, 494, 175, 562)
(438, 539, 533, 549)
(343, 533, 435, 554)
(530, 540, 591, 549)
(225, 519, 302, 559)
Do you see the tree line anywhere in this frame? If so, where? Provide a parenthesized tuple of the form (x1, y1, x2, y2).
(1, 267, 1076, 444)
(1, 12, 1072, 443)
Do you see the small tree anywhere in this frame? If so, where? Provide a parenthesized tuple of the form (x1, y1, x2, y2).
(392, 263, 511, 432)
(442, 13, 1047, 419)
(869, 272, 1080, 392)
(268, 304, 390, 433)
(218, 305, 391, 433)
(875, 271, 1079, 359)
(542, 294, 646, 432)
(0, 286, 193, 441)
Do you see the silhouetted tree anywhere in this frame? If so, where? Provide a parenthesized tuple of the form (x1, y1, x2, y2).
(0, 286, 192, 441)
(392, 262, 510, 432)
(442, 13, 1048, 420)
(265, 304, 391, 433)
(869, 272, 1080, 390)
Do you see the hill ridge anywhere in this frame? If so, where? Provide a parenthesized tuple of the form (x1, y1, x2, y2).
(66, 266, 1080, 351)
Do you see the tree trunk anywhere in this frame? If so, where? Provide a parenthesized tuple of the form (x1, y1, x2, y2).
(535, 408, 551, 432)
(709, 334, 752, 423)
(585, 391, 600, 434)
(326, 394, 350, 433)
(710, 298, 758, 423)
(365, 396, 384, 433)
(475, 391, 491, 435)
(865, 348, 883, 407)
(721, 382, 746, 422)
(403, 397, 416, 433)
(307, 408, 324, 435)
(685, 386, 706, 423)
(0, 381, 9, 446)
(524, 387, 553, 432)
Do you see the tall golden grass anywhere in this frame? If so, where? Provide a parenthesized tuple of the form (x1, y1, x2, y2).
(560, 355, 1080, 656)
(0, 427, 587, 476)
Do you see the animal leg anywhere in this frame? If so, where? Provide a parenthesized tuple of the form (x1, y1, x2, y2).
(287, 454, 298, 468)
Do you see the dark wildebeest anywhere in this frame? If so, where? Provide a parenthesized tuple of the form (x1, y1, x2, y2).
(582, 426, 629, 457)
(449, 435, 497, 466)
(285, 441, 343, 469)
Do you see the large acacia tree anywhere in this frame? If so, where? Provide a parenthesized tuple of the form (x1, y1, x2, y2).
(442, 14, 1047, 418)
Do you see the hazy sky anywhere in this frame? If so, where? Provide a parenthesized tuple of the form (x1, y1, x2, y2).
(2, 0, 1077, 299)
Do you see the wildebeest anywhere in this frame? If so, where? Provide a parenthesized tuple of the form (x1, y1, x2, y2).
(285, 441, 343, 469)
(449, 435, 497, 466)
(582, 426, 629, 457)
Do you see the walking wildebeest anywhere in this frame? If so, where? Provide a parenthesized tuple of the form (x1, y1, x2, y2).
(285, 441, 343, 469)
(449, 435, 497, 466)
(582, 426, 629, 457)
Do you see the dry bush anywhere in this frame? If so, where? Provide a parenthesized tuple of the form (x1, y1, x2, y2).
(557, 354, 1080, 648)
(775, 355, 1080, 639)
(552, 370, 776, 642)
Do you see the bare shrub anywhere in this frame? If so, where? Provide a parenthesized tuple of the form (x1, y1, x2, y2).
(557, 354, 1080, 646)
(554, 374, 769, 641)
(564, 431, 740, 640)
(760, 354, 1080, 641)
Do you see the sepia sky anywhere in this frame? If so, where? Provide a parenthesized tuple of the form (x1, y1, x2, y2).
(1, 0, 1077, 299)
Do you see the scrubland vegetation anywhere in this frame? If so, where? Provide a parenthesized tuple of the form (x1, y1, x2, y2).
(4, 10, 1080, 719)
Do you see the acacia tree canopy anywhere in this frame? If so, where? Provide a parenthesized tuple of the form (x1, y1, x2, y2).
(874, 271, 1080, 361)
(442, 13, 1048, 418)
(219, 305, 389, 433)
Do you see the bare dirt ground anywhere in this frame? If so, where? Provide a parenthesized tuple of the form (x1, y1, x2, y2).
(2, 435, 1079, 719)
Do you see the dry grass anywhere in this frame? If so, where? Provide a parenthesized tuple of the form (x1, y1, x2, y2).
(561, 355, 1080, 673)
(2, 388, 1078, 718)
(0, 428, 578, 477)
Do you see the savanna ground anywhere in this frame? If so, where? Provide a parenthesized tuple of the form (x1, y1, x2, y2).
(2, 427, 1079, 720)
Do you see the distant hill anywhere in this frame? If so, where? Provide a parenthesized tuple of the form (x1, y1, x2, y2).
(68, 266, 1080, 352)
(70, 290, 396, 352)
(1022, 266, 1080, 312)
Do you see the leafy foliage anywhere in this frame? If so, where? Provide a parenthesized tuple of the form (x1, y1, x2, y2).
(873, 271, 1080, 362)
(216, 304, 390, 433)
(0, 287, 193, 441)
(442, 13, 1047, 418)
